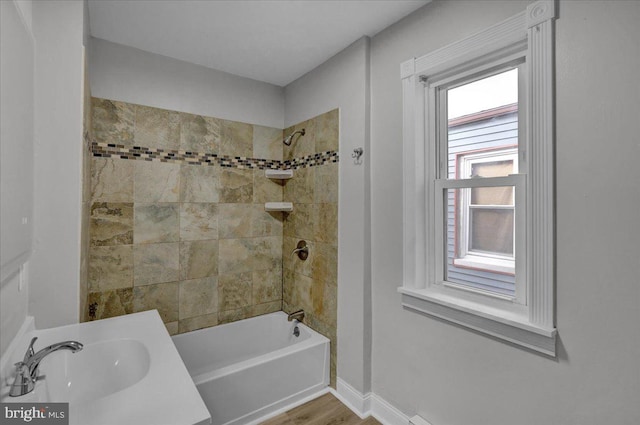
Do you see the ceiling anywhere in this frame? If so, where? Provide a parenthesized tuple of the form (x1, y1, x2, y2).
(87, 0, 430, 87)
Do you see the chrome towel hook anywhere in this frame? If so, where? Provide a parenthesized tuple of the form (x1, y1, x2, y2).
(352, 147, 364, 162)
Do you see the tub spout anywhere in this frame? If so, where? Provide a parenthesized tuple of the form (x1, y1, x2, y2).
(287, 310, 305, 322)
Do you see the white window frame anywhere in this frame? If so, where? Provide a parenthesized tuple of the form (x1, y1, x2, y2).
(454, 148, 518, 276)
(399, 0, 557, 355)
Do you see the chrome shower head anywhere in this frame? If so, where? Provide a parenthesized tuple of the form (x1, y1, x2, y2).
(283, 128, 305, 146)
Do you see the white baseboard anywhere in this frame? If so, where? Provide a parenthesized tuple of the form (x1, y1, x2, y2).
(371, 393, 410, 425)
(335, 378, 372, 418)
(335, 378, 410, 425)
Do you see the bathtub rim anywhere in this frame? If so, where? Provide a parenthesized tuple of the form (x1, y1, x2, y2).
(172, 311, 330, 385)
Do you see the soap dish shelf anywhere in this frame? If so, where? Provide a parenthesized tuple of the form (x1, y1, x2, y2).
(265, 202, 293, 212)
(265, 169, 293, 179)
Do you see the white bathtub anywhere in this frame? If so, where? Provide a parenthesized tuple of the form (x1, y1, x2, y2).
(172, 312, 330, 425)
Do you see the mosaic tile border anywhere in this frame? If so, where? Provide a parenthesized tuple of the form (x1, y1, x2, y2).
(92, 142, 339, 170)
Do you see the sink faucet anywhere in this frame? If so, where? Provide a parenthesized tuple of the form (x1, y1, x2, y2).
(287, 309, 305, 322)
(9, 337, 83, 397)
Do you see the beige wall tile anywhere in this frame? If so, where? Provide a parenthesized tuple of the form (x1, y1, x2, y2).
(218, 168, 253, 203)
(253, 170, 283, 204)
(284, 203, 314, 240)
(180, 113, 220, 154)
(218, 238, 253, 274)
(218, 203, 253, 239)
(288, 272, 314, 313)
(133, 282, 179, 323)
(252, 236, 282, 271)
(178, 313, 218, 333)
(282, 237, 299, 271)
(252, 301, 281, 316)
(218, 272, 253, 312)
(91, 157, 134, 202)
(180, 203, 218, 241)
(285, 166, 314, 204)
(253, 268, 282, 304)
(87, 288, 133, 320)
(311, 242, 337, 286)
(179, 276, 218, 319)
(313, 203, 338, 244)
(252, 205, 283, 237)
(180, 165, 219, 203)
(133, 242, 180, 286)
(253, 125, 283, 161)
(180, 240, 219, 280)
(90, 202, 133, 246)
(134, 105, 180, 150)
(314, 163, 338, 204)
(218, 306, 253, 325)
(88, 245, 133, 292)
(134, 203, 180, 244)
(314, 109, 339, 153)
(164, 321, 179, 336)
(220, 120, 253, 158)
(92, 98, 135, 146)
(134, 161, 180, 203)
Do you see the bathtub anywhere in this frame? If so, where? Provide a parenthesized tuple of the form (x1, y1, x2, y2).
(172, 312, 330, 425)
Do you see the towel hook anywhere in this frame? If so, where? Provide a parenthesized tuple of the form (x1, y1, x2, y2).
(352, 147, 364, 162)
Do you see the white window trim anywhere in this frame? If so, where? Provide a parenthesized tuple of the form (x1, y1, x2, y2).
(399, 0, 557, 356)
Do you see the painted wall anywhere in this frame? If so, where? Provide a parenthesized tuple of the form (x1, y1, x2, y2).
(89, 38, 284, 129)
(284, 37, 372, 394)
(29, 0, 85, 329)
(370, 1, 640, 424)
(0, 0, 34, 356)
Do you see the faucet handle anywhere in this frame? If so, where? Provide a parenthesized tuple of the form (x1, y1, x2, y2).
(23, 337, 38, 363)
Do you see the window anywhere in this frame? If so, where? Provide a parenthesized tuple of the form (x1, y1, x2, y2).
(399, 1, 557, 355)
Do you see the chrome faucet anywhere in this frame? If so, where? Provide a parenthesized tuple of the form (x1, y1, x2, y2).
(287, 309, 305, 322)
(9, 337, 83, 397)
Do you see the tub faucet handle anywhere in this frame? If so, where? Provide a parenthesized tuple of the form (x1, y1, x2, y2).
(291, 240, 308, 260)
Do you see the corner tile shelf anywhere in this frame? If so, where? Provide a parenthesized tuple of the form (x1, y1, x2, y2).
(265, 202, 293, 212)
(265, 169, 294, 179)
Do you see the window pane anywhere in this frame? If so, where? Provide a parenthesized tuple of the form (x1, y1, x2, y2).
(447, 68, 519, 180)
(470, 209, 514, 254)
(470, 159, 513, 178)
(471, 185, 514, 205)
(445, 188, 516, 297)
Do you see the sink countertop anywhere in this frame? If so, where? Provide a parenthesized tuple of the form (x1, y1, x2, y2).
(1, 310, 211, 425)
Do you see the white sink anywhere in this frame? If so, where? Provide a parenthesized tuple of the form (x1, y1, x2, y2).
(42, 339, 151, 404)
(1, 311, 211, 425)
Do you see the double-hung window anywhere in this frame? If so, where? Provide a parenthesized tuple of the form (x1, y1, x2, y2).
(399, 1, 557, 355)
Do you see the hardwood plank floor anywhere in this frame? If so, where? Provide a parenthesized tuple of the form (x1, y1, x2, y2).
(260, 393, 381, 425)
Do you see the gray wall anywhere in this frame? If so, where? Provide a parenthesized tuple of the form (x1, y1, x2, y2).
(284, 37, 372, 394)
(0, 0, 34, 356)
(370, 1, 640, 424)
(29, 0, 86, 329)
(89, 38, 285, 129)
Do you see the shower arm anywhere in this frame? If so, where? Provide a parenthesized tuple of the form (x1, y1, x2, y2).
(283, 128, 305, 146)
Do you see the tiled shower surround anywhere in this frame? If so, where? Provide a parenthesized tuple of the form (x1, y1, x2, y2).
(85, 98, 338, 384)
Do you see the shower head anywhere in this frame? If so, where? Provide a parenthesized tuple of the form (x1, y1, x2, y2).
(283, 128, 305, 146)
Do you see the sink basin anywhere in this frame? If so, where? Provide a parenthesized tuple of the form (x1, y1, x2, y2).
(41, 339, 150, 404)
(1, 311, 211, 425)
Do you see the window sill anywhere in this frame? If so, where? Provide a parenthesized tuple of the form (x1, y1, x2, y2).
(398, 286, 556, 356)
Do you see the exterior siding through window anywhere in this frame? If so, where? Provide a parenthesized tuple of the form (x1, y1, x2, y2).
(446, 107, 517, 295)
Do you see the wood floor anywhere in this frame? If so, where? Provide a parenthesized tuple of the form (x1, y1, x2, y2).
(260, 393, 381, 425)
